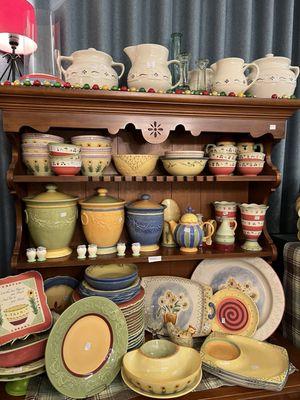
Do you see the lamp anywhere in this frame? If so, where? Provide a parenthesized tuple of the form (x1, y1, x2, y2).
(0, 0, 37, 81)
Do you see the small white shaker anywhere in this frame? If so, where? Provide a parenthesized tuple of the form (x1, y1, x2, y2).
(132, 242, 141, 257)
(88, 244, 97, 259)
(77, 245, 87, 259)
(36, 246, 47, 261)
(117, 242, 126, 257)
(26, 248, 37, 263)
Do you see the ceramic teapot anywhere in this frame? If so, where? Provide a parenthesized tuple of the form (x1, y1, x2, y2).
(210, 57, 259, 94)
(214, 217, 237, 245)
(57, 48, 125, 87)
(124, 43, 181, 91)
(248, 53, 299, 98)
(168, 207, 215, 253)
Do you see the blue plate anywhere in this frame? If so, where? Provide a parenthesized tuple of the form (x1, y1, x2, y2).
(85, 274, 138, 290)
(84, 264, 138, 283)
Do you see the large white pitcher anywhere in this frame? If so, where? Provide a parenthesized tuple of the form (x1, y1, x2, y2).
(57, 48, 125, 87)
(124, 43, 181, 91)
(211, 57, 259, 94)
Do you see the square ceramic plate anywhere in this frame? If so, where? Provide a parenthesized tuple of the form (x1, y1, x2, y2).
(0, 271, 52, 346)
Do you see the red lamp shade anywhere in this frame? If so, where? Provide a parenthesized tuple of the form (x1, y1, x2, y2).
(0, 0, 37, 55)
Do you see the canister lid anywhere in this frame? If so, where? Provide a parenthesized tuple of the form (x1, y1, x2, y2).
(126, 194, 166, 211)
(80, 188, 125, 206)
(23, 185, 78, 203)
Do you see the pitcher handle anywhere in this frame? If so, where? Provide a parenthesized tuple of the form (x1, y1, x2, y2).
(205, 144, 216, 154)
(243, 62, 260, 91)
(111, 62, 125, 79)
(290, 66, 300, 79)
(24, 209, 29, 224)
(254, 143, 264, 153)
(57, 55, 73, 76)
(231, 220, 238, 232)
(167, 59, 181, 89)
(202, 221, 215, 242)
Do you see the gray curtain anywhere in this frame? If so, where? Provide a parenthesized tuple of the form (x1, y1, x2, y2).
(0, 0, 299, 275)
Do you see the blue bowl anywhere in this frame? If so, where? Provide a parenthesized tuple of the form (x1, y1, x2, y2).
(84, 264, 138, 291)
(85, 273, 138, 290)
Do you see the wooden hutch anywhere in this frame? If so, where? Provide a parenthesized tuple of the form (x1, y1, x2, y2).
(1, 86, 300, 399)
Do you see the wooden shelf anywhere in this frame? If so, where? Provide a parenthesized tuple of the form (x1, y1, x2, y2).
(13, 174, 277, 183)
(15, 243, 274, 269)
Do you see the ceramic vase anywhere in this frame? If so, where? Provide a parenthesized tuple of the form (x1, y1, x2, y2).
(125, 195, 166, 252)
(239, 203, 269, 251)
(79, 188, 125, 255)
(213, 201, 237, 227)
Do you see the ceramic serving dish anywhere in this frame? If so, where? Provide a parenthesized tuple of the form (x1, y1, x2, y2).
(141, 276, 214, 337)
(0, 271, 52, 346)
(81, 146, 112, 154)
(84, 264, 138, 290)
(44, 276, 79, 314)
(201, 331, 289, 391)
(22, 153, 52, 176)
(71, 135, 112, 148)
(237, 160, 264, 176)
(45, 297, 128, 398)
(191, 257, 285, 340)
(208, 160, 236, 175)
(164, 151, 205, 158)
(48, 143, 81, 156)
(209, 153, 237, 161)
(123, 340, 202, 395)
(50, 156, 82, 176)
(113, 154, 158, 176)
(161, 157, 208, 176)
(22, 143, 48, 154)
(22, 133, 64, 145)
(206, 144, 237, 155)
(81, 153, 111, 176)
(237, 152, 265, 161)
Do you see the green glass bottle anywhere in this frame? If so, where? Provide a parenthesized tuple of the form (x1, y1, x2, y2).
(170, 32, 182, 86)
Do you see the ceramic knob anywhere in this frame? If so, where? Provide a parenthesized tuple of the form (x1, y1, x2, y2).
(98, 188, 108, 197)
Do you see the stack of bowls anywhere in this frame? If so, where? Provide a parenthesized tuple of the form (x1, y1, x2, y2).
(237, 151, 265, 176)
(21, 133, 64, 176)
(160, 150, 208, 176)
(206, 143, 237, 175)
(48, 143, 81, 176)
(71, 135, 112, 177)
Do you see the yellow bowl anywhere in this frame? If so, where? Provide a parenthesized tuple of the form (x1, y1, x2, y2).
(161, 157, 208, 176)
(113, 154, 158, 176)
(81, 154, 111, 177)
(122, 339, 202, 395)
(71, 135, 112, 148)
(22, 153, 52, 176)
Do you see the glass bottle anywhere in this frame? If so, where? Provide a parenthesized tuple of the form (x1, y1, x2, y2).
(170, 32, 182, 86)
(177, 52, 191, 90)
(195, 58, 210, 91)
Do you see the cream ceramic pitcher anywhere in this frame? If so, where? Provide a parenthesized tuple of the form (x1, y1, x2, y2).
(124, 43, 181, 91)
(57, 48, 125, 87)
(211, 57, 259, 94)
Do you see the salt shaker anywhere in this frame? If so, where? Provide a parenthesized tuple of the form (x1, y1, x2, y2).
(36, 246, 47, 261)
(77, 245, 87, 259)
(88, 244, 97, 259)
(117, 242, 126, 257)
(132, 242, 141, 257)
(26, 248, 36, 263)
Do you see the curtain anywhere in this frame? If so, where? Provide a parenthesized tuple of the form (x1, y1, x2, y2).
(0, 0, 299, 275)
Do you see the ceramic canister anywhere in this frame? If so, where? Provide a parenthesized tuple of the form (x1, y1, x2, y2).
(23, 185, 78, 258)
(125, 194, 166, 252)
(239, 203, 269, 251)
(79, 188, 125, 255)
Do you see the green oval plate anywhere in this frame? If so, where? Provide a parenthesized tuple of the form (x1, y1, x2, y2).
(45, 297, 128, 398)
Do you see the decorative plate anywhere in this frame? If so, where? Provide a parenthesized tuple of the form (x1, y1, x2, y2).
(45, 297, 128, 398)
(121, 368, 202, 399)
(191, 257, 285, 340)
(44, 276, 79, 314)
(141, 276, 214, 337)
(200, 331, 289, 391)
(0, 358, 45, 376)
(211, 288, 258, 337)
(0, 271, 52, 346)
(0, 366, 46, 382)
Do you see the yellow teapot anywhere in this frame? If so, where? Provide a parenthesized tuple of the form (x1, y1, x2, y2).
(168, 208, 215, 253)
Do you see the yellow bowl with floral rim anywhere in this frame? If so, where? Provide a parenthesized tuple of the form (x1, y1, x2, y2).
(113, 154, 158, 176)
(22, 153, 52, 176)
(122, 339, 202, 394)
(161, 157, 208, 176)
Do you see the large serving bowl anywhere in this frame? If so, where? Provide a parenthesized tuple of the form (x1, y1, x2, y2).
(237, 152, 265, 161)
(22, 153, 52, 176)
(50, 156, 82, 176)
(48, 143, 81, 156)
(23, 185, 78, 258)
(113, 154, 158, 176)
(3, 304, 29, 326)
(22, 133, 64, 145)
(79, 188, 125, 254)
(161, 157, 208, 176)
(84, 264, 138, 290)
(81, 146, 112, 154)
(81, 153, 111, 176)
(122, 340, 202, 395)
(164, 150, 205, 158)
(125, 194, 166, 252)
(71, 135, 112, 148)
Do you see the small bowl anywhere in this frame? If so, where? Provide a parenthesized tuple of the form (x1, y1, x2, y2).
(22, 143, 49, 154)
(71, 135, 112, 148)
(122, 340, 202, 395)
(50, 156, 81, 176)
(81, 146, 112, 154)
(48, 143, 81, 156)
(237, 152, 265, 161)
(81, 153, 111, 176)
(209, 153, 237, 161)
(113, 154, 158, 176)
(207, 145, 237, 155)
(22, 153, 52, 176)
(237, 160, 265, 176)
(164, 150, 204, 158)
(161, 157, 208, 176)
(22, 133, 64, 145)
(208, 160, 236, 176)
(84, 264, 138, 290)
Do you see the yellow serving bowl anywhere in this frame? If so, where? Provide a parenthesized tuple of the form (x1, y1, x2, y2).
(113, 154, 158, 176)
(22, 153, 52, 176)
(161, 157, 208, 176)
(71, 135, 112, 148)
(122, 339, 202, 395)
